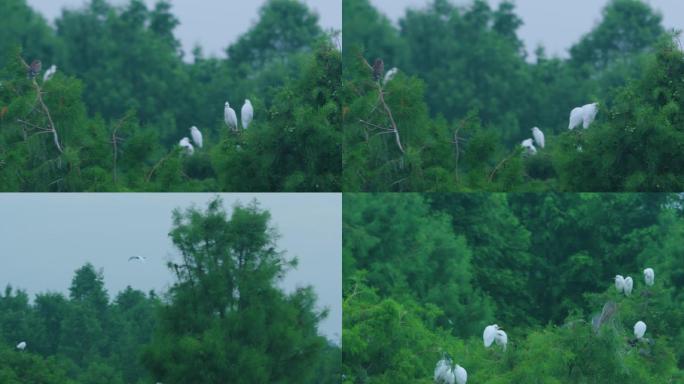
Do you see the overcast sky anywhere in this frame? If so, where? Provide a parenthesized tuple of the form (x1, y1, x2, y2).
(26, 0, 341, 58)
(0, 193, 341, 344)
(369, 0, 684, 58)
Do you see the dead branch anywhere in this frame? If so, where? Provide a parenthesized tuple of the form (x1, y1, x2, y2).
(18, 55, 63, 153)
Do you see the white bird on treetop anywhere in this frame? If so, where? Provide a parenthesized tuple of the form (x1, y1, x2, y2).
(483, 324, 500, 348)
(569, 103, 599, 129)
(384, 67, 398, 85)
(643, 268, 654, 286)
(623, 276, 633, 296)
(454, 364, 467, 384)
(43, 65, 57, 82)
(532, 127, 545, 148)
(634, 321, 646, 339)
(179, 137, 194, 155)
(241, 99, 253, 129)
(434, 358, 454, 384)
(190, 126, 202, 148)
(16, 341, 26, 350)
(521, 138, 537, 155)
(495, 329, 508, 351)
(224, 102, 238, 132)
(615, 275, 625, 293)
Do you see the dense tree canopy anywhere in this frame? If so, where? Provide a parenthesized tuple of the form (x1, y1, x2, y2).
(343, 0, 683, 191)
(343, 193, 684, 383)
(0, 198, 339, 383)
(0, 0, 341, 191)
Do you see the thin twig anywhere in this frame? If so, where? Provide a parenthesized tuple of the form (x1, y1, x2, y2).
(145, 152, 173, 183)
(489, 150, 518, 182)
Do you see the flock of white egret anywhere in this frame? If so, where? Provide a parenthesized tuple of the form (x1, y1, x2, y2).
(433, 266, 656, 383)
(521, 102, 599, 155)
(178, 99, 254, 155)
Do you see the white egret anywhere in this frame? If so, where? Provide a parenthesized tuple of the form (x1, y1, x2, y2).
(128, 256, 147, 262)
(643, 268, 654, 286)
(384, 67, 398, 85)
(43, 65, 57, 82)
(179, 137, 194, 155)
(569, 107, 584, 130)
(532, 127, 545, 148)
(615, 275, 625, 293)
(634, 321, 646, 339)
(434, 358, 455, 384)
(241, 99, 253, 129)
(623, 276, 633, 296)
(483, 324, 499, 347)
(495, 329, 508, 351)
(581, 103, 599, 129)
(454, 364, 467, 384)
(16, 341, 26, 350)
(521, 139, 537, 155)
(224, 102, 238, 132)
(190, 126, 203, 148)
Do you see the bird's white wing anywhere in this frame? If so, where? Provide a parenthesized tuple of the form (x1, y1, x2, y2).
(191, 128, 203, 148)
(582, 103, 599, 129)
(615, 275, 625, 292)
(624, 277, 633, 295)
(532, 128, 545, 148)
(643, 268, 654, 286)
(495, 330, 508, 350)
(569, 107, 583, 130)
(228, 108, 238, 129)
(483, 325, 497, 347)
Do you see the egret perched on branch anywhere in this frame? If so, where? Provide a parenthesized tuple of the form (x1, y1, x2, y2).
(634, 321, 647, 339)
(224, 102, 238, 132)
(434, 358, 454, 384)
(241, 99, 253, 129)
(643, 268, 654, 286)
(483, 324, 500, 347)
(521, 139, 537, 155)
(495, 329, 508, 351)
(16, 341, 26, 350)
(454, 364, 467, 384)
(569, 103, 599, 129)
(190, 126, 202, 148)
(384, 67, 398, 85)
(179, 137, 194, 155)
(128, 256, 147, 262)
(623, 276, 633, 296)
(43, 65, 57, 82)
(615, 275, 625, 293)
(532, 127, 545, 148)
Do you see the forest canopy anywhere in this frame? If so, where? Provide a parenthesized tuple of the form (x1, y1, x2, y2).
(0, 0, 341, 192)
(343, 0, 684, 192)
(343, 193, 684, 383)
(0, 198, 340, 383)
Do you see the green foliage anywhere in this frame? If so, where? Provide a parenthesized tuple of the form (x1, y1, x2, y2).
(0, 0, 341, 191)
(343, 193, 684, 382)
(343, 0, 679, 191)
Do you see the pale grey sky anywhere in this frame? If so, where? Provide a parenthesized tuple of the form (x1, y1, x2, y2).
(0, 193, 341, 344)
(369, 0, 684, 58)
(27, 0, 342, 58)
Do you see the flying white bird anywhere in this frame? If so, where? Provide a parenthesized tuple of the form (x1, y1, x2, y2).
(384, 67, 398, 85)
(615, 275, 625, 293)
(483, 324, 499, 348)
(190, 126, 202, 148)
(454, 364, 467, 384)
(623, 276, 633, 296)
(532, 127, 545, 148)
(224, 102, 238, 132)
(521, 139, 537, 155)
(16, 341, 26, 350)
(434, 358, 454, 384)
(128, 256, 147, 262)
(43, 65, 57, 82)
(179, 137, 194, 155)
(643, 268, 654, 286)
(241, 99, 253, 129)
(634, 321, 646, 339)
(495, 329, 508, 351)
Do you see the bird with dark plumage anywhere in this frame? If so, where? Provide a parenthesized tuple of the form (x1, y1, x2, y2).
(372, 58, 384, 82)
(28, 60, 42, 78)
